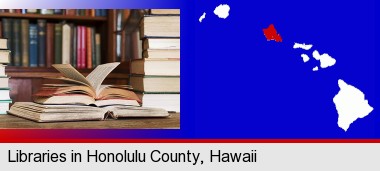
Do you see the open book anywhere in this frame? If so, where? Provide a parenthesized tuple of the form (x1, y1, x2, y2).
(9, 102, 169, 122)
(34, 62, 141, 106)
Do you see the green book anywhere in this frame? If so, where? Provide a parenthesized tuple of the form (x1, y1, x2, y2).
(37, 20, 46, 67)
(54, 23, 62, 64)
(95, 33, 101, 67)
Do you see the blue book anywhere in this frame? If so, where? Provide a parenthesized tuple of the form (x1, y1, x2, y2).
(101, 9, 107, 17)
(95, 9, 101, 16)
(54, 9, 63, 14)
(29, 24, 38, 67)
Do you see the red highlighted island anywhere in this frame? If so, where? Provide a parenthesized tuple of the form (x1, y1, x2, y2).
(263, 24, 282, 42)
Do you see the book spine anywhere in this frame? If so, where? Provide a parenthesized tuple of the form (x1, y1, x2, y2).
(37, 20, 46, 67)
(29, 24, 38, 67)
(66, 9, 75, 16)
(76, 26, 81, 68)
(80, 10, 86, 16)
(71, 24, 77, 68)
(1, 19, 12, 56)
(81, 26, 87, 69)
(90, 9, 95, 17)
(75, 10, 81, 16)
(102, 10, 107, 17)
(27, 9, 38, 14)
(116, 10, 123, 62)
(54, 9, 63, 15)
(132, 31, 142, 59)
(95, 10, 101, 17)
(91, 27, 96, 68)
(46, 23, 54, 67)
(40, 9, 53, 15)
(86, 27, 92, 69)
(95, 33, 101, 67)
(12, 19, 21, 66)
(85, 10, 90, 16)
(121, 27, 126, 62)
(62, 24, 71, 64)
(54, 23, 62, 64)
(21, 19, 29, 67)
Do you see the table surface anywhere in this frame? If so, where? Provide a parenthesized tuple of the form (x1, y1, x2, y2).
(0, 113, 180, 129)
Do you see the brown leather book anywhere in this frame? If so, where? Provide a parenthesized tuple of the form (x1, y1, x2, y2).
(90, 9, 95, 17)
(85, 9, 91, 16)
(46, 23, 54, 67)
(65, 9, 76, 16)
(86, 27, 92, 69)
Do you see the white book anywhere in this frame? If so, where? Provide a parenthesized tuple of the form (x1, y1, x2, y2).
(62, 24, 71, 64)
(0, 102, 11, 114)
(0, 89, 10, 101)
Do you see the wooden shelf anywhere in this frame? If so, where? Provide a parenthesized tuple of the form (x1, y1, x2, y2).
(1, 10, 131, 103)
(0, 13, 107, 22)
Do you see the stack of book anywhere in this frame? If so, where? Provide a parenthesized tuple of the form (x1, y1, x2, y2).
(0, 19, 101, 68)
(0, 38, 12, 114)
(130, 9, 180, 112)
(0, 9, 107, 17)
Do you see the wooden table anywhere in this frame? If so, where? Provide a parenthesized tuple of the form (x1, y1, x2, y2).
(0, 113, 180, 129)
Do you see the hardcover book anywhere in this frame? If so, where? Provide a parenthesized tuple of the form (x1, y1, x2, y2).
(12, 19, 21, 66)
(37, 20, 46, 67)
(129, 75, 180, 93)
(0, 38, 9, 50)
(130, 59, 180, 76)
(9, 102, 169, 122)
(29, 24, 38, 67)
(34, 62, 141, 106)
(21, 19, 29, 67)
(140, 15, 180, 38)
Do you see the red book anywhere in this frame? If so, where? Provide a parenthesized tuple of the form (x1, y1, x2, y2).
(76, 26, 82, 68)
(81, 26, 87, 69)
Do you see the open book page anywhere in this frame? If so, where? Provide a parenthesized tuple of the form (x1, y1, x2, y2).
(86, 62, 120, 96)
(52, 64, 92, 87)
(93, 99, 140, 107)
(44, 77, 91, 87)
(35, 85, 95, 98)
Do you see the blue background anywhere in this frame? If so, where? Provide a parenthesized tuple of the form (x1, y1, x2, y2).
(1, 0, 379, 139)
(189, 0, 378, 138)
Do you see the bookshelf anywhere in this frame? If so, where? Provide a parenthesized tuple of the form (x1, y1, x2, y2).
(0, 10, 131, 103)
(0, 13, 107, 21)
